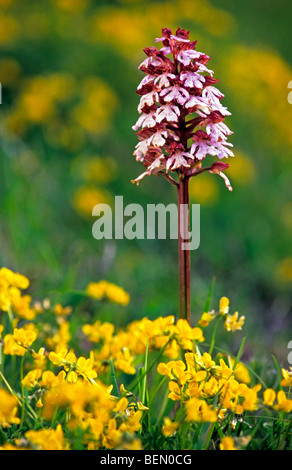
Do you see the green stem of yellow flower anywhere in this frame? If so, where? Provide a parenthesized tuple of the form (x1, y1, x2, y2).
(208, 316, 222, 356)
(7, 305, 14, 331)
(20, 354, 25, 428)
(148, 375, 168, 408)
(0, 370, 22, 406)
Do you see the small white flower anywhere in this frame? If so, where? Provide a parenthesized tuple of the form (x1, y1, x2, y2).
(180, 71, 205, 89)
(185, 95, 210, 114)
(137, 74, 155, 90)
(191, 140, 218, 160)
(133, 139, 149, 161)
(206, 121, 233, 140)
(138, 91, 159, 112)
(147, 129, 169, 147)
(197, 63, 214, 76)
(166, 151, 194, 170)
(177, 49, 206, 66)
(154, 73, 176, 88)
(156, 104, 180, 123)
(160, 85, 189, 105)
(132, 155, 166, 184)
(132, 112, 157, 131)
(138, 56, 163, 70)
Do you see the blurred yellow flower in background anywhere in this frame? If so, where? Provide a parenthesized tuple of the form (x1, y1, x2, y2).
(86, 280, 130, 306)
(189, 173, 219, 206)
(71, 155, 117, 184)
(220, 436, 238, 450)
(25, 424, 69, 450)
(52, 0, 91, 11)
(221, 45, 292, 151)
(0, 12, 18, 44)
(91, 0, 236, 59)
(281, 202, 292, 230)
(0, 58, 21, 85)
(71, 185, 112, 219)
(5, 73, 76, 133)
(0, 0, 15, 7)
(227, 151, 256, 185)
(275, 257, 292, 285)
(71, 77, 118, 135)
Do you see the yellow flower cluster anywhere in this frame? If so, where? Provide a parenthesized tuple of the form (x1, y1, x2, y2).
(82, 315, 204, 376)
(4, 73, 118, 152)
(199, 296, 245, 332)
(0, 267, 35, 320)
(91, 0, 236, 59)
(0, 389, 20, 428)
(220, 45, 292, 152)
(86, 280, 130, 306)
(158, 350, 260, 423)
(0, 268, 291, 451)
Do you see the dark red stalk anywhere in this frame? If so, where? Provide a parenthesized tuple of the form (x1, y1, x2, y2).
(177, 174, 191, 324)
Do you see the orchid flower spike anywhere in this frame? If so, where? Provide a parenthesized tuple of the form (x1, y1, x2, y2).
(132, 27, 234, 191)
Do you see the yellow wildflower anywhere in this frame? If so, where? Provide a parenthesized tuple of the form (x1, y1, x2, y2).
(120, 410, 142, 434)
(280, 368, 292, 387)
(46, 321, 71, 351)
(13, 327, 37, 349)
(114, 397, 128, 414)
(42, 380, 114, 421)
(86, 280, 107, 300)
(168, 381, 182, 401)
(75, 354, 97, 381)
(25, 424, 69, 450)
(32, 347, 47, 368)
(0, 388, 20, 427)
(114, 348, 136, 375)
(22, 369, 42, 389)
(229, 358, 251, 384)
(224, 312, 245, 332)
(48, 347, 75, 368)
(172, 319, 204, 350)
(198, 311, 215, 327)
(106, 283, 130, 306)
(157, 360, 189, 385)
(219, 297, 230, 315)
(102, 418, 122, 449)
(72, 186, 112, 219)
(220, 436, 238, 450)
(185, 397, 217, 423)
(162, 417, 179, 437)
(263, 388, 276, 407)
(119, 438, 143, 450)
(241, 384, 261, 411)
(0, 267, 29, 290)
(3, 334, 26, 356)
(82, 320, 114, 344)
(53, 304, 72, 316)
(274, 390, 292, 413)
(86, 280, 130, 306)
(40, 370, 64, 389)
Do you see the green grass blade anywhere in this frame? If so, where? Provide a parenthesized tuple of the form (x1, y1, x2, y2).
(109, 358, 119, 398)
(202, 277, 216, 313)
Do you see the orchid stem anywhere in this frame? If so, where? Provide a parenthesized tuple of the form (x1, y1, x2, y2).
(177, 175, 191, 324)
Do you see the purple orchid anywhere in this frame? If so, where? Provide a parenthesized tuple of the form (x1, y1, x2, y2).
(132, 27, 233, 190)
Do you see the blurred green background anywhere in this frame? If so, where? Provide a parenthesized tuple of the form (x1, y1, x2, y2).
(0, 0, 291, 361)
